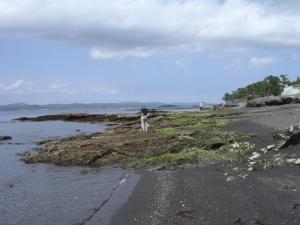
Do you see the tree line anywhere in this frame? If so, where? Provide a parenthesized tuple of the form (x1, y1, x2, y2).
(223, 75, 300, 102)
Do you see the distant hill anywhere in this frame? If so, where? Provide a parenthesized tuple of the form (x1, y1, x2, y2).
(0, 102, 200, 111)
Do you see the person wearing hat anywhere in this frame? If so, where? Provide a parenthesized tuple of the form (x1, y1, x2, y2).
(140, 106, 150, 132)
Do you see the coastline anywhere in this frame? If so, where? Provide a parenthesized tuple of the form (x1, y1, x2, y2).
(10, 104, 300, 225)
(111, 104, 300, 225)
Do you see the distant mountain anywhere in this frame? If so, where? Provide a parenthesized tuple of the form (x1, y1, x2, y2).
(0, 102, 200, 111)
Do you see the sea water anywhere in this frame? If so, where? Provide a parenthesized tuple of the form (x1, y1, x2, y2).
(0, 109, 139, 225)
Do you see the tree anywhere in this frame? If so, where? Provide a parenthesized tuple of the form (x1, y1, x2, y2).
(223, 74, 291, 102)
(280, 74, 291, 86)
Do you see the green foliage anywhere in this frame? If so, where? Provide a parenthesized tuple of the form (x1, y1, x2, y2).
(128, 148, 206, 168)
(223, 74, 293, 102)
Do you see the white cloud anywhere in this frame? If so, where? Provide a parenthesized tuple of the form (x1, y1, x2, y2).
(0, 79, 35, 94)
(248, 57, 276, 67)
(90, 48, 153, 60)
(175, 59, 188, 68)
(0, 80, 119, 95)
(0, 0, 300, 59)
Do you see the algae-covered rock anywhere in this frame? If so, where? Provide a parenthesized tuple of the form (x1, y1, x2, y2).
(273, 124, 300, 149)
(24, 110, 254, 168)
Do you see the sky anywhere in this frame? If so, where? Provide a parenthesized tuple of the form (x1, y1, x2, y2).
(0, 0, 300, 104)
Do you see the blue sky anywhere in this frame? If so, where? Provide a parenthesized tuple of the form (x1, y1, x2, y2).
(0, 0, 300, 104)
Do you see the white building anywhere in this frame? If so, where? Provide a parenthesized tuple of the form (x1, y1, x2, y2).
(282, 85, 300, 96)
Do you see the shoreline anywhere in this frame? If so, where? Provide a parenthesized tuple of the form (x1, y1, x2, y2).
(111, 104, 300, 225)
(6, 104, 300, 224)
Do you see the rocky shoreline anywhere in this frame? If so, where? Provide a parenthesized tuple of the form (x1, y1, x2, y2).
(17, 106, 300, 175)
(20, 109, 250, 167)
(15, 113, 136, 123)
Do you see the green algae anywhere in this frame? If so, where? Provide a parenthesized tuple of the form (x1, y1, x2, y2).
(25, 109, 255, 168)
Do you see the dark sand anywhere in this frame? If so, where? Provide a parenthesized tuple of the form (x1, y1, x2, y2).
(111, 105, 300, 225)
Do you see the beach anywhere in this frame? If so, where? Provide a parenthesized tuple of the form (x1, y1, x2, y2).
(1, 105, 300, 225)
(112, 104, 300, 225)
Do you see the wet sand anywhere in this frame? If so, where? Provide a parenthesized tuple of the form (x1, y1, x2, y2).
(111, 104, 300, 225)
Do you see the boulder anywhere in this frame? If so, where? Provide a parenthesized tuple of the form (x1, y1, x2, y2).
(273, 124, 300, 149)
(0, 136, 12, 141)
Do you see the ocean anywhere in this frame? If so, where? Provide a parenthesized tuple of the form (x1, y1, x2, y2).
(0, 108, 139, 225)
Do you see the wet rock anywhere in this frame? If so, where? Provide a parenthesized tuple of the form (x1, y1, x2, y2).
(247, 167, 254, 171)
(226, 176, 236, 182)
(294, 159, 300, 165)
(292, 203, 300, 210)
(249, 152, 260, 160)
(266, 144, 275, 150)
(273, 124, 300, 149)
(16, 151, 32, 157)
(237, 173, 248, 179)
(0, 136, 12, 141)
(14, 113, 135, 123)
(286, 158, 296, 163)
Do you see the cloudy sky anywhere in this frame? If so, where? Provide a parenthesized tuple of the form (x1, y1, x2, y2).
(0, 0, 300, 104)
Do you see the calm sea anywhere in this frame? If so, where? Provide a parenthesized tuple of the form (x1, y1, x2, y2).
(0, 108, 139, 225)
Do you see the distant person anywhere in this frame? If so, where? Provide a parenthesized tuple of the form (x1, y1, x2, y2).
(140, 106, 150, 132)
(199, 101, 204, 111)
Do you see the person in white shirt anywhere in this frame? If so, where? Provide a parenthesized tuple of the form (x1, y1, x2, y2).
(140, 106, 150, 132)
(199, 101, 204, 111)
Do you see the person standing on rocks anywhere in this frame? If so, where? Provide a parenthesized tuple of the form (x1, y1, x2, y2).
(140, 106, 150, 132)
(199, 101, 204, 111)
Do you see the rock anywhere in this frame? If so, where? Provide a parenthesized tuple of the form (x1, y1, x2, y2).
(249, 152, 260, 160)
(80, 169, 88, 175)
(286, 158, 296, 163)
(249, 161, 256, 166)
(247, 96, 298, 107)
(226, 176, 235, 182)
(260, 148, 268, 154)
(0, 136, 12, 141)
(232, 167, 239, 171)
(293, 159, 300, 165)
(16, 151, 32, 157)
(14, 113, 131, 123)
(237, 173, 248, 179)
(273, 124, 300, 149)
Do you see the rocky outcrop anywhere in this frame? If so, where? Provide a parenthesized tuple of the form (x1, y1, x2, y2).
(15, 113, 137, 123)
(0, 136, 12, 141)
(273, 124, 300, 149)
(246, 96, 300, 107)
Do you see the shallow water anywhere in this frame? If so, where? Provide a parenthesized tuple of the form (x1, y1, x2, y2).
(0, 110, 139, 225)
